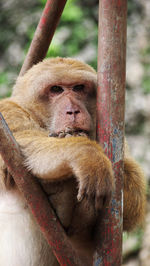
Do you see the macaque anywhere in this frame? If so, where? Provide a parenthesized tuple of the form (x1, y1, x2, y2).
(0, 57, 146, 266)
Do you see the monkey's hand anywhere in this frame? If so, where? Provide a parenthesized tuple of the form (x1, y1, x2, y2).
(49, 129, 114, 210)
(69, 138, 114, 210)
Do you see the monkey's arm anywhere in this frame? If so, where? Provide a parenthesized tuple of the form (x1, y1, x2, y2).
(123, 144, 146, 231)
(15, 130, 113, 206)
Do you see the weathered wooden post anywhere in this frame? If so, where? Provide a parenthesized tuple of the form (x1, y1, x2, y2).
(94, 0, 127, 265)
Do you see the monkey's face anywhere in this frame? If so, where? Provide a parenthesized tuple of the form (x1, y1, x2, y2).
(48, 82, 96, 139)
(13, 58, 97, 139)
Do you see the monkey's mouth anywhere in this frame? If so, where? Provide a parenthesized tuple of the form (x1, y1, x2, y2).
(49, 128, 89, 138)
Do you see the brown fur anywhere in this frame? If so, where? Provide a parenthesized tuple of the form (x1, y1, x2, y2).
(0, 57, 146, 264)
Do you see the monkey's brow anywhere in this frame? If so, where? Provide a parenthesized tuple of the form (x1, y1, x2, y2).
(50, 83, 82, 89)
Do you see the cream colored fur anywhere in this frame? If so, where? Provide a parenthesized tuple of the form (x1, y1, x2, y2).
(0, 189, 57, 266)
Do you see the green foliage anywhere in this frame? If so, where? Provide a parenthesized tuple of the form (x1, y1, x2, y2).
(47, 0, 84, 57)
(0, 72, 12, 98)
(0, 72, 8, 85)
(40, 0, 97, 69)
(61, 0, 83, 22)
(142, 76, 150, 94)
(141, 47, 150, 94)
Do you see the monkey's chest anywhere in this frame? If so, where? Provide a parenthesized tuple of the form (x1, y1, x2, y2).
(41, 177, 97, 237)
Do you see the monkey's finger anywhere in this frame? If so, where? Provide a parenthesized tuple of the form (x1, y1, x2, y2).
(49, 133, 58, 137)
(77, 184, 86, 202)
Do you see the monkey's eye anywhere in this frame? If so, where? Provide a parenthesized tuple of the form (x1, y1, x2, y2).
(73, 84, 85, 92)
(50, 86, 64, 94)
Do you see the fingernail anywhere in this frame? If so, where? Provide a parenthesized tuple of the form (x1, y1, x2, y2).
(77, 194, 82, 201)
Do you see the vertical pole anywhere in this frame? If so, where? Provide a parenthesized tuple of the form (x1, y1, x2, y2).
(19, 0, 68, 76)
(95, 0, 127, 265)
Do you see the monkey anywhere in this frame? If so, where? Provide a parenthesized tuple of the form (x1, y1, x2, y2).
(0, 57, 146, 266)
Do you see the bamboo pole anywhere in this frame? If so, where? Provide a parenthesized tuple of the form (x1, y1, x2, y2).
(0, 113, 90, 266)
(94, 0, 127, 265)
(19, 0, 68, 76)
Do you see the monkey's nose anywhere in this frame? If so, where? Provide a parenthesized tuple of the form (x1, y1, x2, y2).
(66, 110, 80, 116)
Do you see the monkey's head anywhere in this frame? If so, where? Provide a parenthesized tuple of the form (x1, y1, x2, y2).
(13, 57, 97, 139)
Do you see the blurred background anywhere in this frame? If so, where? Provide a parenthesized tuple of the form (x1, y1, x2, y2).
(0, 0, 150, 265)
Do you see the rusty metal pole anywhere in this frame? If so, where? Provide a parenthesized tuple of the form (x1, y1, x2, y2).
(0, 113, 90, 266)
(94, 0, 127, 265)
(19, 0, 68, 76)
